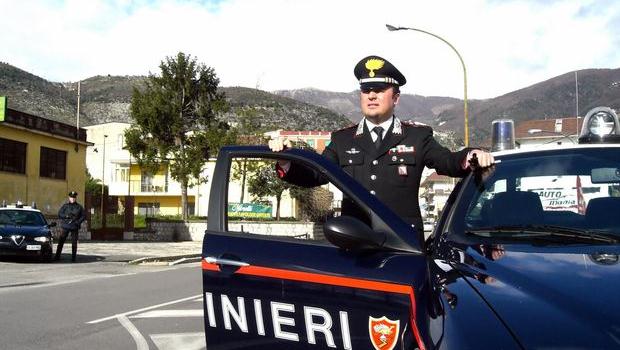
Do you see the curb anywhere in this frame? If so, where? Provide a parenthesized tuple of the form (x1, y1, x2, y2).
(128, 254, 201, 265)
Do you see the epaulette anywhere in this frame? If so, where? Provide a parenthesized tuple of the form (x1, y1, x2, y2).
(333, 124, 357, 132)
(402, 120, 430, 128)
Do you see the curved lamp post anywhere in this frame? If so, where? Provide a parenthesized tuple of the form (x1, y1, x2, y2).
(386, 24, 469, 147)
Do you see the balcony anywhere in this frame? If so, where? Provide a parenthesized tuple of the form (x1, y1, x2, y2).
(107, 180, 194, 196)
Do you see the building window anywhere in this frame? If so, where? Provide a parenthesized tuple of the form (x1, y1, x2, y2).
(138, 202, 160, 217)
(0, 138, 27, 174)
(40, 147, 67, 180)
(117, 134, 124, 150)
(114, 165, 129, 182)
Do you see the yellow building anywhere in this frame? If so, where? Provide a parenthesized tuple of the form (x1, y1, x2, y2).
(85, 123, 205, 216)
(0, 107, 91, 215)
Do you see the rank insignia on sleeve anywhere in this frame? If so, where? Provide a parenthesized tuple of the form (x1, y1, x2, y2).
(369, 316, 400, 350)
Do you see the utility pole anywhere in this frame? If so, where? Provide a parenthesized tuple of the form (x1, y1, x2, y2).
(76, 81, 81, 130)
(575, 71, 579, 136)
(101, 134, 108, 228)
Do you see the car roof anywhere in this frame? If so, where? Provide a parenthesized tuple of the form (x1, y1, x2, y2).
(492, 143, 620, 158)
(0, 207, 42, 213)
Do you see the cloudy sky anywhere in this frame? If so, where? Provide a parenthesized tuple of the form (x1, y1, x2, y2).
(2, 0, 619, 99)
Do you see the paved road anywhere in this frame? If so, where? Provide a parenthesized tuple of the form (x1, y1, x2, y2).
(0, 260, 205, 350)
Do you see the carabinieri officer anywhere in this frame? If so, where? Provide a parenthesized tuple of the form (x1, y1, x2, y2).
(269, 55, 494, 243)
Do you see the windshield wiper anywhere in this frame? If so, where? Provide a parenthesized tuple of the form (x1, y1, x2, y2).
(466, 224, 618, 244)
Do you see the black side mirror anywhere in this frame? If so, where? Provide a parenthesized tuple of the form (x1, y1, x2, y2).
(323, 215, 386, 250)
(48, 222, 57, 228)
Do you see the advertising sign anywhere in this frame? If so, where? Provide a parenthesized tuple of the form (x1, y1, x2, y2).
(228, 202, 272, 218)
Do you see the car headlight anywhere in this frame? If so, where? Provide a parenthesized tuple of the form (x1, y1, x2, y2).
(579, 106, 620, 143)
(34, 236, 50, 243)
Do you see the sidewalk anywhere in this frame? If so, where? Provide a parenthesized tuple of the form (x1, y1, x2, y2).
(66, 241, 204, 263)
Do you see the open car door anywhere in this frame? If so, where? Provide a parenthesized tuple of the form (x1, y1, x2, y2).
(202, 146, 428, 350)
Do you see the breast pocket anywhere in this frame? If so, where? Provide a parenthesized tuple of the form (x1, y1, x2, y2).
(387, 153, 416, 187)
(339, 153, 364, 177)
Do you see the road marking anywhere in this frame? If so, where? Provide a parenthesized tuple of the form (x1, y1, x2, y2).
(150, 332, 205, 350)
(131, 309, 203, 318)
(117, 314, 149, 350)
(87, 294, 202, 324)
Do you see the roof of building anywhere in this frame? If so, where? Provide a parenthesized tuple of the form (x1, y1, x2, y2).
(421, 171, 453, 186)
(278, 130, 331, 136)
(3, 108, 88, 143)
(515, 117, 583, 139)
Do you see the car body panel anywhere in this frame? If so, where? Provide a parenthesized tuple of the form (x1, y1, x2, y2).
(0, 208, 54, 261)
(203, 144, 620, 349)
(450, 242, 620, 348)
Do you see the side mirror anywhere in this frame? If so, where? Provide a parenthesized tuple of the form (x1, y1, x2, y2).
(323, 216, 386, 250)
(48, 222, 57, 228)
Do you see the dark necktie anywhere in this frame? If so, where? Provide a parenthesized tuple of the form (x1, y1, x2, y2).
(372, 126, 384, 149)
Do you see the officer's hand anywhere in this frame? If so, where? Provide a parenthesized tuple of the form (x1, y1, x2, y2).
(467, 150, 495, 170)
(268, 138, 293, 152)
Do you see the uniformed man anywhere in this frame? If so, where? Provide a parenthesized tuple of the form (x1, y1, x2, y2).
(269, 55, 494, 243)
(55, 191, 85, 262)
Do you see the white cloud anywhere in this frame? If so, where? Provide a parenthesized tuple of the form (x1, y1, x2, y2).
(1, 0, 619, 98)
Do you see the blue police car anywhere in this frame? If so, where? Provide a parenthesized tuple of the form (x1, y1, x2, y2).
(0, 204, 55, 262)
(202, 107, 620, 349)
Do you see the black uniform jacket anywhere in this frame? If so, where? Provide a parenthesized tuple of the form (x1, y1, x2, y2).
(58, 202, 86, 231)
(282, 117, 471, 233)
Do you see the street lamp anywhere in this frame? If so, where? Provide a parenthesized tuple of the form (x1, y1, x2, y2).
(386, 24, 469, 146)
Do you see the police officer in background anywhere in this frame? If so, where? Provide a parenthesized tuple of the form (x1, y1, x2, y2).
(55, 191, 85, 262)
(269, 55, 494, 243)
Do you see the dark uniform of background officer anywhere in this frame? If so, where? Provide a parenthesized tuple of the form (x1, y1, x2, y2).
(55, 191, 85, 262)
(270, 55, 494, 243)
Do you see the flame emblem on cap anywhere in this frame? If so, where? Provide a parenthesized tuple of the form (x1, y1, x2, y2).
(365, 59, 384, 78)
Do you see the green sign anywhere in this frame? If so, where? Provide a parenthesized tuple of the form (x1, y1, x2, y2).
(0, 96, 6, 122)
(228, 202, 272, 219)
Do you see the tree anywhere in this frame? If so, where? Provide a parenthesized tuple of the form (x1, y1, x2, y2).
(247, 165, 294, 221)
(125, 52, 234, 219)
(230, 107, 270, 203)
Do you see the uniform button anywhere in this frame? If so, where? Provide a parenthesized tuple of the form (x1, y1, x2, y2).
(370, 190, 376, 195)
(348, 159, 352, 164)
(372, 160, 378, 165)
(392, 156, 397, 161)
(370, 175, 377, 180)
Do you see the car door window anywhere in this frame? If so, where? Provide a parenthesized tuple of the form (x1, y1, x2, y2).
(226, 156, 344, 241)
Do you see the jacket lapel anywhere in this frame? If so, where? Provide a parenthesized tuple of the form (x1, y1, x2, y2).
(352, 122, 375, 154)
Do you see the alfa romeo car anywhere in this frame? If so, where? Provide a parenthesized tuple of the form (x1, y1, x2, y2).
(202, 107, 620, 349)
(0, 204, 55, 262)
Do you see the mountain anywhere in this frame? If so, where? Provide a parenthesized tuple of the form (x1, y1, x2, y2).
(2, 61, 619, 146)
(433, 68, 620, 144)
(273, 88, 460, 126)
(0, 63, 351, 131)
(275, 68, 620, 145)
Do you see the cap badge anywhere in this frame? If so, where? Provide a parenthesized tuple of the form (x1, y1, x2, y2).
(369, 316, 399, 350)
(365, 59, 385, 78)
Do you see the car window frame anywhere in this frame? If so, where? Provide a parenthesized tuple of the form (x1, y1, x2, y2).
(208, 145, 423, 254)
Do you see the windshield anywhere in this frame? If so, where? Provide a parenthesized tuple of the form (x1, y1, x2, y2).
(451, 148, 620, 240)
(0, 210, 47, 226)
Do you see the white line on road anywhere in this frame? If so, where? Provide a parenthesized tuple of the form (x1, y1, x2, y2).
(131, 309, 203, 318)
(87, 294, 202, 324)
(117, 314, 149, 350)
(150, 332, 206, 350)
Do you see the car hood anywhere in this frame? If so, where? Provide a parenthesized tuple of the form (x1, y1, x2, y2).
(455, 243, 620, 349)
(0, 225, 51, 237)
